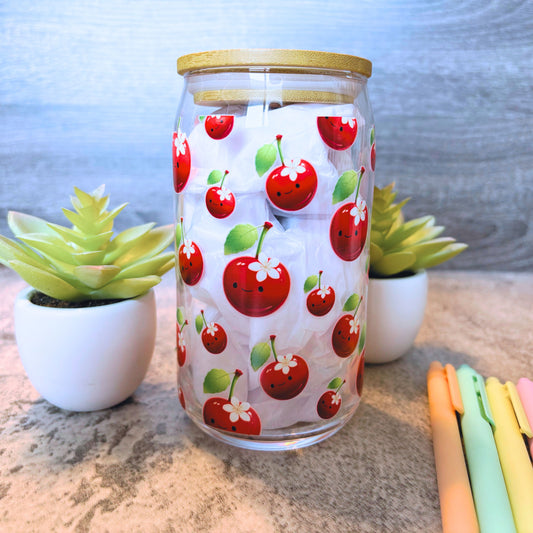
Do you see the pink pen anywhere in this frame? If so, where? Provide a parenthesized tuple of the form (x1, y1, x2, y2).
(516, 377, 533, 460)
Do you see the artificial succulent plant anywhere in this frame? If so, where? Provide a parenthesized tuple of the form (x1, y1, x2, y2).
(370, 183, 467, 278)
(0, 185, 175, 301)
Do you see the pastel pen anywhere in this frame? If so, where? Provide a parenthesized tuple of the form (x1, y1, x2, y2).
(516, 377, 533, 459)
(456, 365, 516, 533)
(427, 362, 479, 533)
(485, 377, 533, 533)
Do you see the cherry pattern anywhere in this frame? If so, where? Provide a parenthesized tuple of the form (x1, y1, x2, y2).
(176, 307, 188, 367)
(178, 387, 186, 410)
(317, 378, 345, 419)
(205, 170, 236, 219)
(304, 270, 336, 316)
(172, 130, 191, 193)
(205, 115, 234, 140)
(177, 217, 204, 286)
(251, 335, 309, 400)
(223, 222, 290, 317)
(317, 116, 358, 150)
(195, 309, 227, 354)
(203, 369, 261, 435)
(256, 135, 318, 211)
(332, 295, 363, 358)
(370, 126, 376, 172)
(330, 167, 367, 261)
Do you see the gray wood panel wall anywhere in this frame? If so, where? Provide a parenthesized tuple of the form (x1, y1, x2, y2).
(1, 0, 532, 271)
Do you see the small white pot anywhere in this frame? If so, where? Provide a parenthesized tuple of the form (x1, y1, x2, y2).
(14, 287, 157, 411)
(365, 270, 428, 364)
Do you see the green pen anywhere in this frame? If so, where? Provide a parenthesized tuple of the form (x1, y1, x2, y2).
(456, 365, 516, 533)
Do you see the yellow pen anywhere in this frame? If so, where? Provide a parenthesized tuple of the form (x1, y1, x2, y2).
(485, 377, 533, 533)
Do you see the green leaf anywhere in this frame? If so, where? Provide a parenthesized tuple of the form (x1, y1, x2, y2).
(224, 224, 258, 255)
(332, 170, 357, 204)
(255, 144, 277, 176)
(358, 323, 366, 352)
(48, 223, 113, 251)
(403, 237, 457, 259)
(198, 115, 205, 122)
(207, 170, 224, 184)
(177, 307, 185, 326)
(382, 216, 434, 249)
(370, 127, 375, 146)
(19, 234, 78, 264)
(114, 251, 175, 280)
(412, 243, 467, 270)
(203, 369, 231, 394)
(72, 250, 107, 266)
(250, 342, 271, 371)
(328, 377, 343, 390)
(104, 223, 156, 263)
(303, 275, 318, 293)
(73, 265, 121, 289)
(343, 293, 360, 312)
(89, 275, 161, 299)
(195, 314, 204, 334)
(7, 260, 83, 301)
(175, 223, 182, 248)
(0, 235, 51, 271)
(369, 242, 383, 264)
(373, 252, 416, 277)
(7, 211, 57, 238)
(155, 258, 175, 277)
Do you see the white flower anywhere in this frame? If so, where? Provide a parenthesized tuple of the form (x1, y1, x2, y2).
(216, 187, 233, 201)
(181, 239, 196, 260)
(274, 354, 298, 375)
(206, 323, 218, 336)
(280, 159, 306, 181)
(174, 130, 188, 156)
(331, 392, 342, 405)
(178, 334, 185, 348)
(350, 197, 367, 225)
(248, 252, 280, 282)
(222, 397, 251, 423)
(317, 286, 331, 298)
(349, 318, 360, 335)
(341, 117, 356, 128)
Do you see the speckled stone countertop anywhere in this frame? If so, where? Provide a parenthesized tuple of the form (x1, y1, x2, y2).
(1, 268, 532, 533)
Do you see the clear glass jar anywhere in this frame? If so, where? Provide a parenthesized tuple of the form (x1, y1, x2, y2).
(173, 49, 374, 451)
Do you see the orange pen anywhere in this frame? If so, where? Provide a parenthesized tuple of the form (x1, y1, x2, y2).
(427, 361, 479, 533)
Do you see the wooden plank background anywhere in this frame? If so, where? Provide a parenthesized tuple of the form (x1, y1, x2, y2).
(1, 0, 532, 271)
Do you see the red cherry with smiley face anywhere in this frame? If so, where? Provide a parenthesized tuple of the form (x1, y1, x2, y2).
(317, 116, 358, 150)
(330, 167, 367, 261)
(172, 130, 191, 193)
(265, 135, 317, 211)
(223, 222, 290, 317)
(306, 270, 335, 316)
(317, 379, 345, 419)
(205, 115, 234, 140)
(177, 218, 204, 286)
(203, 369, 261, 435)
(332, 297, 363, 358)
(259, 336, 309, 400)
(205, 170, 235, 219)
(176, 320, 188, 367)
(198, 310, 227, 354)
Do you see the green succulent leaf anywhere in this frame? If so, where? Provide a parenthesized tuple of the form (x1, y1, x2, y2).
(0, 236, 51, 271)
(332, 170, 358, 204)
(89, 275, 161, 300)
(250, 342, 271, 371)
(73, 265, 121, 289)
(255, 143, 277, 177)
(224, 224, 258, 255)
(8, 260, 82, 301)
(102, 223, 155, 263)
(155, 258, 175, 277)
(7, 211, 58, 238)
(373, 251, 416, 277)
(412, 243, 468, 270)
(328, 377, 343, 390)
(195, 314, 204, 334)
(402, 224, 444, 247)
(403, 237, 457, 258)
(207, 170, 224, 185)
(369, 242, 383, 264)
(382, 216, 434, 249)
(48, 223, 113, 251)
(343, 293, 360, 312)
(114, 251, 174, 280)
(303, 275, 318, 293)
(203, 369, 231, 394)
(19, 234, 78, 264)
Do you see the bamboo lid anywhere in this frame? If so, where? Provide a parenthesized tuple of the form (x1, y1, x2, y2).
(177, 49, 372, 78)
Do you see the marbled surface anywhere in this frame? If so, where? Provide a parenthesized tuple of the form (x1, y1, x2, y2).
(1, 267, 532, 532)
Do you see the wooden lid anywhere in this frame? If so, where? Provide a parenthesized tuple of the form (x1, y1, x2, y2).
(177, 49, 372, 78)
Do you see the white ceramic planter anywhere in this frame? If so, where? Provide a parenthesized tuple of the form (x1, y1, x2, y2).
(14, 287, 157, 411)
(365, 270, 428, 364)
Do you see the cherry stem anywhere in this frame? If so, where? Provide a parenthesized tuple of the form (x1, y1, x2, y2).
(353, 296, 363, 317)
(220, 170, 229, 188)
(255, 222, 273, 259)
(180, 217, 185, 245)
(228, 369, 243, 401)
(318, 270, 323, 288)
(354, 167, 365, 202)
(269, 335, 278, 362)
(335, 379, 346, 394)
(275, 135, 285, 165)
(200, 310, 207, 328)
(181, 320, 188, 331)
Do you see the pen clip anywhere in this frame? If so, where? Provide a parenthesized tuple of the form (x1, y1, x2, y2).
(506, 381, 533, 438)
(473, 373, 495, 427)
(444, 364, 464, 414)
